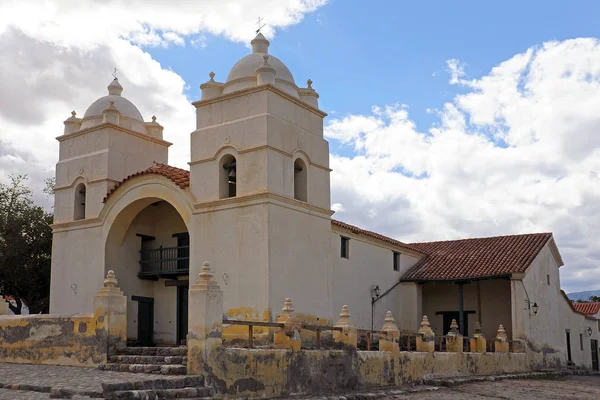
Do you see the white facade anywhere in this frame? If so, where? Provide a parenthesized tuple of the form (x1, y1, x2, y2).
(48, 33, 599, 370)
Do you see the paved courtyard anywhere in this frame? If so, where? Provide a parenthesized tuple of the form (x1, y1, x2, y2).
(0, 363, 598, 399)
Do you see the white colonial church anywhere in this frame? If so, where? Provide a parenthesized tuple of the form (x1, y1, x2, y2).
(49, 33, 599, 370)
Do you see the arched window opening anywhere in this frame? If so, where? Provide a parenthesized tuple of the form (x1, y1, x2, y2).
(220, 155, 237, 199)
(294, 158, 307, 202)
(74, 183, 86, 220)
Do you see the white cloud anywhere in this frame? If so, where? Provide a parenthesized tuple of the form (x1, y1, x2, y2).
(326, 38, 600, 292)
(0, 0, 328, 203)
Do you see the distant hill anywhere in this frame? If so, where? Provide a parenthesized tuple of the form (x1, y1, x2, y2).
(568, 290, 600, 302)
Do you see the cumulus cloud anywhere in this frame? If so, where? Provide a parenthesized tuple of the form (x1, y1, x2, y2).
(326, 38, 600, 292)
(0, 0, 328, 202)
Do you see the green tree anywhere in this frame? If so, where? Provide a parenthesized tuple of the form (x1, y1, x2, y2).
(0, 175, 53, 314)
(589, 295, 600, 302)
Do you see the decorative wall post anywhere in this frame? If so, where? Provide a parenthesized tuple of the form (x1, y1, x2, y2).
(187, 262, 223, 375)
(379, 311, 400, 352)
(469, 322, 486, 353)
(445, 319, 463, 353)
(273, 298, 301, 351)
(94, 270, 127, 358)
(333, 305, 357, 348)
(494, 324, 509, 353)
(416, 315, 435, 353)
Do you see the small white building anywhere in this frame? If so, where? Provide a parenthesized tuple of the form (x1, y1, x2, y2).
(49, 33, 599, 370)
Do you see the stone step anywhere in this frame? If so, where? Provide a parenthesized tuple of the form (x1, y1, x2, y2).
(117, 346, 188, 356)
(102, 376, 204, 393)
(107, 386, 214, 400)
(109, 355, 186, 365)
(98, 363, 187, 375)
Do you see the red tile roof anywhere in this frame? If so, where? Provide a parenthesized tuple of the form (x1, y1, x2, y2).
(331, 220, 424, 254)
(104, 163, 190, 202)
(401, 232, 553, 282)
(572, 302, 600, 316)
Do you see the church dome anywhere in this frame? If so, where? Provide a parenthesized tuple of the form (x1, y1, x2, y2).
(80, 78, 147, 134)
(221, 33, 300, 98)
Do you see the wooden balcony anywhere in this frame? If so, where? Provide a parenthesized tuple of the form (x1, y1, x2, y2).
(139, 245, 189, 279)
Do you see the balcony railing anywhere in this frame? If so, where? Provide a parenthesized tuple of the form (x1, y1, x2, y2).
(139, 245, 189, 277)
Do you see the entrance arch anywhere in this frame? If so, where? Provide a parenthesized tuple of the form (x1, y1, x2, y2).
(102, 177, 194, 345)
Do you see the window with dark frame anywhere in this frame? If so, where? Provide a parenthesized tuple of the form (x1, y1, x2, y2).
(393, 251, 400, 271)
(580, 334, 584, 351)
(547, 274, 550, 285)
(340, 236, 349, 259)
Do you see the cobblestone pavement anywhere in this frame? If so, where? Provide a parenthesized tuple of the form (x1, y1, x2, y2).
(293, 375, 600, 400)
(391, 375, 600, 399)
(0, 363, 182, 397)
(0, 389, 92, 399)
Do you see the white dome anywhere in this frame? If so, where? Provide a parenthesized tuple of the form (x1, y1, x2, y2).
(80, 78, 147, 134)
(221, 33, 300, 98)
(83, 95, 144, 122)
(226, 53, 296, 85)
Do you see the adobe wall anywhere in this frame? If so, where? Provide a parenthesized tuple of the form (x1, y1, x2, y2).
(0, 313, 105, 367)
(200, 347, 531, 398)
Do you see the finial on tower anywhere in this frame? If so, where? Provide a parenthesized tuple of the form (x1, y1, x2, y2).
(255, 17, 266, 34)
(71, 110, 77, 117)
(209, 71, 215, 81)
(307, 79, 313, 89)
(112, 68, 118, 80)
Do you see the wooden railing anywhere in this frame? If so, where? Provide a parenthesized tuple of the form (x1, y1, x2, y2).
(302, 324, 343, 349)
(222, 318, 283, 349)
(139, 245, 189, 276)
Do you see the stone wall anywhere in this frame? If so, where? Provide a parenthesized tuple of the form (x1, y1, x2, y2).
(0, 270, 126, 367)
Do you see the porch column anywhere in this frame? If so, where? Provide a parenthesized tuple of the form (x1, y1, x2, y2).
(458, 282, 465, 336)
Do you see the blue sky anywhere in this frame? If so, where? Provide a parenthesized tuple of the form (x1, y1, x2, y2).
(144, 0, 600, 157)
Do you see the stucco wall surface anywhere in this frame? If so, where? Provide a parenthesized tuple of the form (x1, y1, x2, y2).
(0, 313, 105, 367)
(330, 230, 421, 330)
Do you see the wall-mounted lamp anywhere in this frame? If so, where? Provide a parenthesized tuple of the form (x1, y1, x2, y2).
(532, 302, 539, 315)
(526, 299, 539, 315)
(588, 326, 593, 337)
(370, 284, 381, 330)
(371, 284, 381, 300)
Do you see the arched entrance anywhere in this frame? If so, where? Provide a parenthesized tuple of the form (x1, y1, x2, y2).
(104, 188, 192, 346)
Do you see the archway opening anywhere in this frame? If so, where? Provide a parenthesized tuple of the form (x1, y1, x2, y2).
(74, 183, 86, 220)
(105, 199, 189, 346)
(294, 158, 307, 202)
(220, 154, 237, 199)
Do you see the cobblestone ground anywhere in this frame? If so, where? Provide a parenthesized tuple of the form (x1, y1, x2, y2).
(0, 363, 182, 398)
(389, 375, 600, 399)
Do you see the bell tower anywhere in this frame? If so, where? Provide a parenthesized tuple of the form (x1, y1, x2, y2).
(189, 33, 334, 323)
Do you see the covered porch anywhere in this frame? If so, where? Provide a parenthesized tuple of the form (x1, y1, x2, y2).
(420, 277, 513, 340)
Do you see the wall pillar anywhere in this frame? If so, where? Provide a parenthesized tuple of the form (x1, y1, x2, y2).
(446, 319, 463, 353)
(333, 305, 357, 347)
(494, 324, 509, 353)
(469, 321, 486, 353)
(379, 311, 400, 352)
(273, 298, 301, 351)
(93, 270, 127, 358)
(416, 315, 435, 353)
(187, 262, 223, 375)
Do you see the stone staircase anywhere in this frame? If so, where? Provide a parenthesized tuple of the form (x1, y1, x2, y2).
(98, 346, 188, 375)
(102, 375, 215, 400)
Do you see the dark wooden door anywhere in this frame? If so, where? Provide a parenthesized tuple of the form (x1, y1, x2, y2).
(591, 339, 599, 371)
(566, 331, 572, 363)
(175, 233, 189, 271)
(177, 286, 189, 345)
(136, 298, 154, 346)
